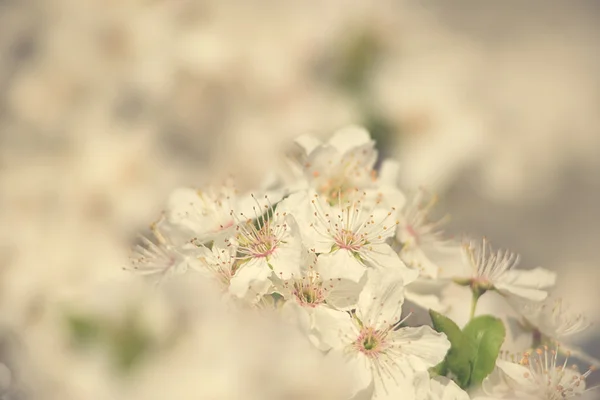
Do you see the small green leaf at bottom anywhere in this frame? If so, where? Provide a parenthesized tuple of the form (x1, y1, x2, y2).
(429, 310, 474, 388)
(462, 315, 506, 387)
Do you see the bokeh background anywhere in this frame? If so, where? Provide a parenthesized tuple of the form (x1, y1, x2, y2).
(1, 1, 599, 399)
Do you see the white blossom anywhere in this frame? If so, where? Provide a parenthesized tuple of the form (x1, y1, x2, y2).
(275, 252, 364, 348)
(510, 297, 590, 341)
(161, 183, 239, 244)
(192, 240, 272, 305)
(126, 223, 202, 284)
(313, 272, 450, 399)
(301, 192, 418, 285)
(227, 194, 304, 281)
(292, 126, 405, 208)
(442, 238, 556, 302)
(479, 347, 594, 400)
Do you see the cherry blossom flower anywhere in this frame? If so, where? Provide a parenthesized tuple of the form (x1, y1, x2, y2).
(294, 126, 378, 202)
(126, 223, 202, 284)
(227, 195, 304, 281)
(479, 346, 595, 400)
(274, 252, 364, 348)
(313, 272, 450, 399)
(510, 297, 590, 341)
(192, 240, 272, 305)
(161, 182, 239, 244)
(302, 193, 418, 285)
(292, 126, 405, 208)
(442, 238, 556, 302)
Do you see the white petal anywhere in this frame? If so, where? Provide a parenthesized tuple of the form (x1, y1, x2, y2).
(495, 283, 548, 302)
(306, 230, 336, 254)
(318, 250, 367, 282)
(356, 271, 405, 330)
(228, 258, 272, 301)
(497, 267, 556, 290)
(304, 144, 343, 182)
(405, 291, 446, 313)
(346, 352, 375, 399)
(378, 159, 400, 186)
(404, 278, 449, 312)
(389, 326, 451, 372)
(403, 242, 464, 280)
(326, 276, 366, 311)
(495, 360, 533, 387)
(329, 125, 373, 155)
(413, 372, 432, 399)
(311, 305, 356, 350)
(276, 191, 308, 216)
(294, 134, 323, 156)
(268, 238, 303, 280)
(431, 376, 470, 400)
(154, 217, 195, 246)
(414, 373, 470, 400)
(481, 364, 513, 398)
(373, 368, 416, 400)
(280, 300, 312, 333)
(362, 243, 419, 285)
(400, 245, 440, 279)
(165, 187, 203, 227)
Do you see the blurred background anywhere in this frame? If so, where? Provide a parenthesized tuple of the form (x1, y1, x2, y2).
(1, 1, 599, 399)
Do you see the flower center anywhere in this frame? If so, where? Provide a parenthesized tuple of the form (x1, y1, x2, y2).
(293, 279, 325, 308)
(234, 220, 282, 259)
(335, 229, 366, 252)
(249, 233, 277, 257)
(363, 336, 377, 350)
(354, 327, 387, 357)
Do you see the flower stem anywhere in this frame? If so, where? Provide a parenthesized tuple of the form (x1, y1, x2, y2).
(469, 286, 484, 320)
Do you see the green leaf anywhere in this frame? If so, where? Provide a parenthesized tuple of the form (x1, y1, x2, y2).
(429, 310, 462, 347)
(429, 310, 474, 388)
(429, 361, 448, 377)
(462, 315, 506, 387)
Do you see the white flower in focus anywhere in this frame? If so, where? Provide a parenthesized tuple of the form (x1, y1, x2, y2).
(228, 195, 303, 281)
(292, 126, 406, 209)
(414, 372, 470, 400)
(314, 272, 450, 399)
(192, 240, 272, 305)
(480, 347, 595, 400)
(443, 238, 556, 302)
(304, 193, 418, 284)
(275, 252, 364, 347)
(293, 126, 378, 202)
(126, 224, 201, 284)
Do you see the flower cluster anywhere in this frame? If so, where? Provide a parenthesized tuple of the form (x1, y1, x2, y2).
(127, 127, 597, 400)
